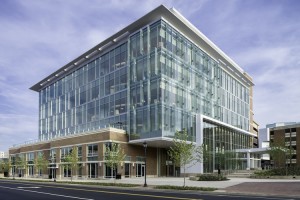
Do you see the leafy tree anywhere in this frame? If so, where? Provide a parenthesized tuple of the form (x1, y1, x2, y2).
(268, 129, 299, 176)
(64, 146, 79, 181)
(268, 142, 287, 168)
(202, 144, 213, 173)
(168, 130, 202, 187)
(285, 147, 295, 167)
(0, 159, 10, 174)
(35, 153, 49, 177)
(15, 155, 27, 177)
(105, 143, 126, 181)
(216, 150, 240, 172)
(268, 140, 295, 175)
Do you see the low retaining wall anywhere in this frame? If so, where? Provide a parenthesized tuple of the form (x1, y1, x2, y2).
(251, 175, 300, 179)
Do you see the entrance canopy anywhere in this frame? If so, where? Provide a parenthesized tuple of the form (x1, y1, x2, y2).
(236, 147, 269, 154)
(236, 147, 269, 170)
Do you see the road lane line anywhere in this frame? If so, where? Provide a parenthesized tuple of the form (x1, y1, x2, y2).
(0, 185, 94, 200)
(0, 180, 200, 200)
(35, 185, 201, 200)
(0, 180, 295, 200)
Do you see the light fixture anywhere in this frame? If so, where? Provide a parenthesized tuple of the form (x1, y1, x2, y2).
(143, 141, 147, 187)
(113, 31, 129, 43)
(98, 41, 113, 51)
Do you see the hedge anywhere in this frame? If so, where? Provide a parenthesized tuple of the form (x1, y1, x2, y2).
(254, 167, 300, 176)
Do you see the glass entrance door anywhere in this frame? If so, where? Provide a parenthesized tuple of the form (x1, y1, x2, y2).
(125, 163, 130, 178)
(88, 163, 98, 178)
(136, 163, 145, 177)
(49, 165, 56, 179)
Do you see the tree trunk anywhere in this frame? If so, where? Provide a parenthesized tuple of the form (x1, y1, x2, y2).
(114, 167, 117, 184)
(183, 165, 186, 187)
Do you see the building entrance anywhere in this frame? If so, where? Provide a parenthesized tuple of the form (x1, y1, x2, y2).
(136, 163, 145, 177)
(49, 165, 56, 179)
(125, 163, 130, 177)
(88, 163, 98, 178)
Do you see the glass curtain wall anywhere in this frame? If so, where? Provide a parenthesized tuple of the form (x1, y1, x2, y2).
(203, 119, 252, 173)
(39, 19, 250, 142)
(27, 152, 34, 177)
(39, 43, 128, 141)
(129, 20, 250, 141)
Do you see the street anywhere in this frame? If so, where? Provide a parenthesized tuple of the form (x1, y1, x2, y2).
(0, 179, 298, 200)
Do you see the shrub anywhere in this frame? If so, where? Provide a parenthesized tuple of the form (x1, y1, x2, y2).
(254, 167, 300, 176)
(154, 185, 217, 191)
(61, 181, 139, 187)
(197, 174, 228, 181)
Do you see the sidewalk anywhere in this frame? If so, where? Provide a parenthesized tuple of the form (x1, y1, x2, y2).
(78, 177, 300, 197)
(6, 176, 300, 197)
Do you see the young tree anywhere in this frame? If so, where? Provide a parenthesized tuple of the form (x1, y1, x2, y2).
(216, 150, 239, 172)
(105, 143, 126, 182)
(0, 159, 10, 175)
(268, 139, 296, 175)
(35, 153, 49, 177)
(64, 146, 79, 181)
(15, 155, 27, 177)
(167, 130, 202, 187)
(285, 147, 295, 169)
(268, 141, 287, 168)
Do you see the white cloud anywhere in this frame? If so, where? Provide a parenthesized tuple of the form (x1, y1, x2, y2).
(86, 30, 110, 47)
(0, 114, 37, 149)
(235, 43, 300, 127)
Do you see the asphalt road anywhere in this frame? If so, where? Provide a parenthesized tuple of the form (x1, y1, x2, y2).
(0, 179, 298, 200)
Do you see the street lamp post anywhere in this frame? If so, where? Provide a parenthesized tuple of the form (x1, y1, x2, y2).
(143, 141, 147, 187)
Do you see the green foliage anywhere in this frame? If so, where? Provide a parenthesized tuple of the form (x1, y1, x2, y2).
(215, 151, 240, 171)
(154, 185, 217, 191)
(167, 130, 202, 187)
(0, 159, 10, 173)
(61, 181, 139, 187)
(105, 143, 126, 178)
(64, 146, 79, 181)
(0, 178, 139, 187)
(268, 140, 295, 169)
(16, 155, 26, 170)
(35, 153, 49, 175)
(168, 130, 200, 168)
(253, 170, 275, 177)
(197, 174, 228, 181)
(254, 167, 300, 176)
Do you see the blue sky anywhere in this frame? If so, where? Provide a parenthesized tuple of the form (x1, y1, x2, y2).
(1, 0, 300, 152)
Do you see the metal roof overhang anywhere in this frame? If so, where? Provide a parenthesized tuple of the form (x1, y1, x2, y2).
(129, 137, 175, 148)
(236, 147, 269, 154)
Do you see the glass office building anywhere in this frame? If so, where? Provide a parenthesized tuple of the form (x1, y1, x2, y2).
(12, 5, 255, 176)
(37, 20, 251, 142)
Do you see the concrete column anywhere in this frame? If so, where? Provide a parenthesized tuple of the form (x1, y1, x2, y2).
(246, 152, 250, 170)
(186, 114, 203, 174)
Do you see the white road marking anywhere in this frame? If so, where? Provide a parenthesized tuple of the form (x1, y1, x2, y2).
(0, 185, 94, 200)
(214, 194, 295, 200)
(17, 187, 41, 189)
